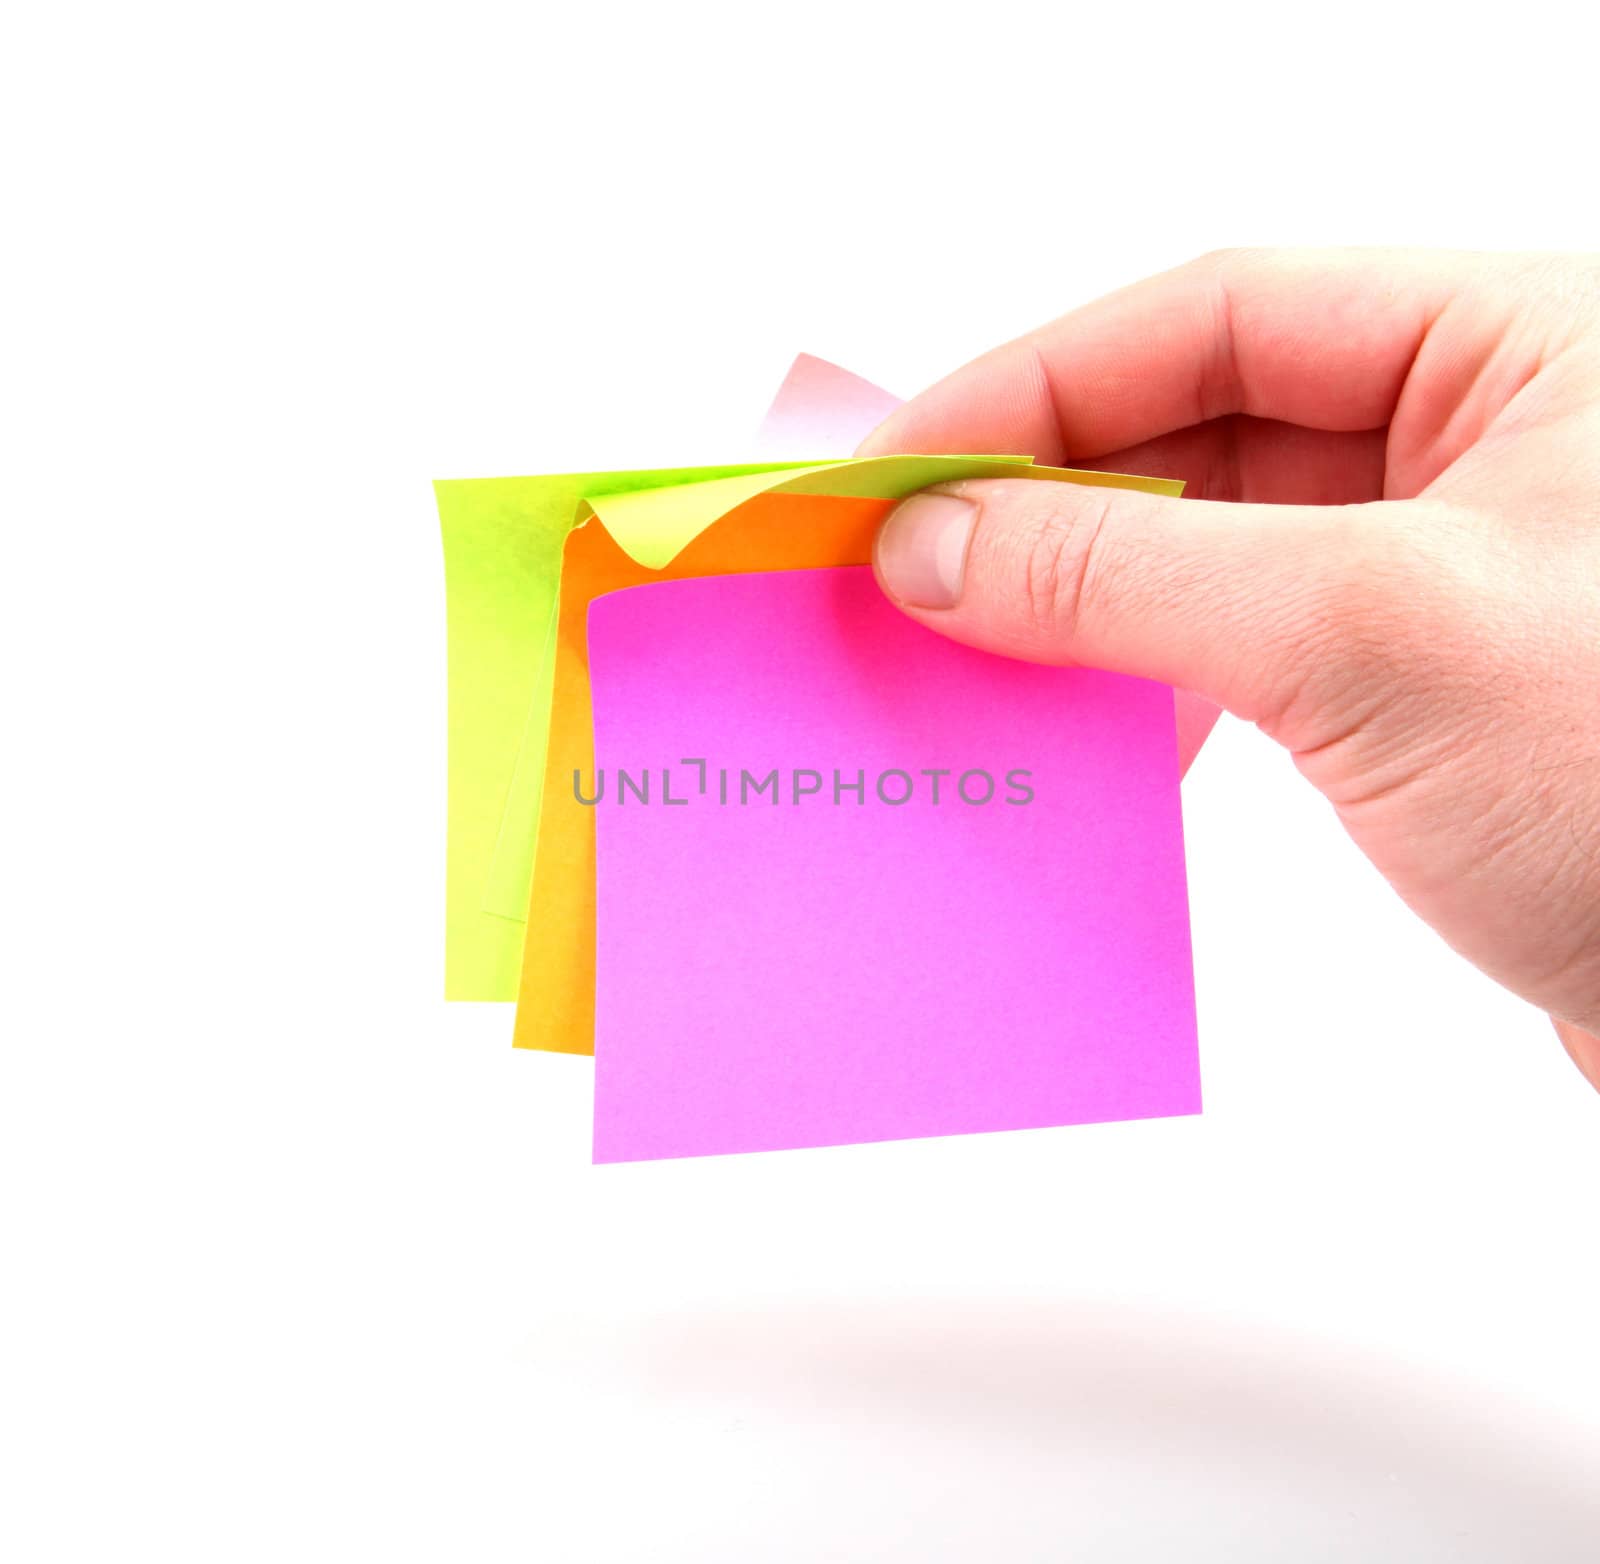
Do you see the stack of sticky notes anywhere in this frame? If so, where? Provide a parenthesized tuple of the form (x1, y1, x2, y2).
(438, 357, 1204, 1161)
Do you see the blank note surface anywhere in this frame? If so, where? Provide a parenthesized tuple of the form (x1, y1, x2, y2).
(588, 567, 1199, 1162)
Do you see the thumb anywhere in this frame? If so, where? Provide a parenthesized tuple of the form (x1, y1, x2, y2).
(873, 478, 1419, 737)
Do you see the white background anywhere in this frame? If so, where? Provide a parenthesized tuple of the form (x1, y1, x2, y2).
(4, 4, 1598, 1559)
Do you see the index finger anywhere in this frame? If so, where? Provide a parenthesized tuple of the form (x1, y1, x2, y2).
(858, 247, 1470, 462)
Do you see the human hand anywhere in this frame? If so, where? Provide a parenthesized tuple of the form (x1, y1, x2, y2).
(860, 249, 1600, 1086)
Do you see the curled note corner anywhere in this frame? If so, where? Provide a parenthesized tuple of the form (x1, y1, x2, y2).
(575, 453, 1188, 574)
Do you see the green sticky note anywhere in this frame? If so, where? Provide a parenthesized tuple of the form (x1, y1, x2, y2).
(438, 462, 820, 1000)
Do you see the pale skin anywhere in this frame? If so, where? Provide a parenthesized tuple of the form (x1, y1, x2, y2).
(860, 249, 1600, 1090)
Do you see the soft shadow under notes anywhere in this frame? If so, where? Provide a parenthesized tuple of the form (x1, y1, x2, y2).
(566, 1295, 1600, 1559)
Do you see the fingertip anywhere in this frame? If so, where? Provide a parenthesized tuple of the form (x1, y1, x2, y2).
(873, 491, 979, 611)
(1553, 1018, 1600, 1096)
(854, 404, 911, 459)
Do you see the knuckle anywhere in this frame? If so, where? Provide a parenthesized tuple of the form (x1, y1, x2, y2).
(1004, 491, 1118, 646)
(1191, 245, 1271, 281)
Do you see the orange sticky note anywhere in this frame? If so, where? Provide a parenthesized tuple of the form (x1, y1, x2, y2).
(513, 491, 893, 1054)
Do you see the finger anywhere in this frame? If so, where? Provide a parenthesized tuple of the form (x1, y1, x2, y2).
(1553, 1018, 1600, 1096)
(858, 248, 1470, 463)
(872, 477, 1419, 734)
(1071, 417, 1389, 506)
(1174, 689, 1221, 777)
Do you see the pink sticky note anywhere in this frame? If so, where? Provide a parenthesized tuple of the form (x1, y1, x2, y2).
(588, 567, 1200, 1162)
(752, 352, 905, 461)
